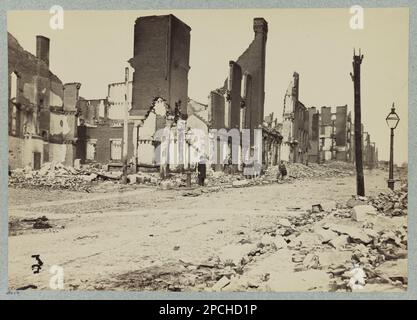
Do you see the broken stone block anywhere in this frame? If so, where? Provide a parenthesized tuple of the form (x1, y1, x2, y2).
(311, 204, 323, 213)
(272, 235, 288, 250)
(346, 198, 367, 208)
(318, 251, 352, 268)
(81, 173, 97, 182)
(265, 270, 331, 292)
(293, 232, 321, 248)
(321, 201, 337, 212)
(376, 259, 408, 284)
(277, 218, 292, 228)
(329, 235, 349, 249)
(232, 180, 250, 188)
(327, 224, 372, 244)
(391, 209, 404, 216)
(292, 254, 305, 263)
(261, 234, 275, 246)
(351, 205, 377, 222)
(211, 276, 231, 291)
(127, 174, 140, 184)
(38, 165, 50, 176)
(303, 253, 319, 269)
(218, 243, 257, 266)
(160, 180, 174, 190)
(315, 227, 338, 243)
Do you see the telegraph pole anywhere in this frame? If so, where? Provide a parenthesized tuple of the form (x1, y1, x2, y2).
(350, 49, 365, 196)
(121, 67, 129, 184)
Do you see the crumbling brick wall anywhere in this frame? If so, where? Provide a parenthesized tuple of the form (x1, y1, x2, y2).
(228, 61, 243, 130)
(8, 32, 71, 169)
(82, 124, 134, 164)
(308, 107, 320, 163)
(281, 72, 310, 163)
(335, 105, 348, 147)
(129, 15, 191, 117)
(209, 90, 226, 129)
(235, 18, 267, 131)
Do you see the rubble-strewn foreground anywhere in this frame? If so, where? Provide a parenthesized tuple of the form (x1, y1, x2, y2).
(8, 164, 407, 292)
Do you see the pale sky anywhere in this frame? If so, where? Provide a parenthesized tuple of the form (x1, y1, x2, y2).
(8, 8, 409, 164)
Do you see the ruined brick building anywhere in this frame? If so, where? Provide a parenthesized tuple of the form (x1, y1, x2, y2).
(314, 105, 352, 162)
(76, 15, 192, 174)
(305, 105, 378, 166)
(280, 73, 379, 166)
(307, 107, 320, 163)
(262, 113, 282, 167)
(280, 72, 310, 163)
(9, 16, 377, 174)
(362, 131, 378, 169)
(8, 33, 81, 170)
(209, 18, 272, 170)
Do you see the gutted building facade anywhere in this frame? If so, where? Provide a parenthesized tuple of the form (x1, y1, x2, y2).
(306, 105, 353, 163)
(129, 14, 191, 118)
(76, 15, 192, 174)
(316, 105, 352, 163)
(305, 105, 380, 166)
(8, 33, 80, 169)
(307, 107, 320, 163)
(280, 72, 310, 163)
(262, 113, 282, 167)
(208, 18, 268, 171)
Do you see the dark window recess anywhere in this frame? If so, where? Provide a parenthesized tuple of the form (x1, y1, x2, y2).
(41, 130, 49, 140)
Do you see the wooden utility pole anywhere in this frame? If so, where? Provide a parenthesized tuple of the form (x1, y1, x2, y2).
(350, 49, 365, 196)
(121, 67, 129, 184)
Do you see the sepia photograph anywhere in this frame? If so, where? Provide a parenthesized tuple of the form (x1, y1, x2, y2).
(6, 7, 408, 293)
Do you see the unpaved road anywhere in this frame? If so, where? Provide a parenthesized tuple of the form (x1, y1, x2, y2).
(8, 169, 398, 291)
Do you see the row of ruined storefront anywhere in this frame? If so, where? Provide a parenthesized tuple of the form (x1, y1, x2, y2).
(281, 72, 378, 168)
(7, 14, 378, 174)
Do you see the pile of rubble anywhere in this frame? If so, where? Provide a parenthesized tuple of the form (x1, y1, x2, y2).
(286, 162, 354, 180)
(9, 163, 93, 192)
(9, 215, 63, 236)
(283, 187, 408, 292)
(8, 161, 122, 192)
(206, 187, 408, 292)
(127, 172, 161, 186)
(154, 161, 355, 193)
(368, 184, 408, 217)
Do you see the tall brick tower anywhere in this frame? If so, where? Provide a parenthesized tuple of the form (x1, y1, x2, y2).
(129, 15, 191, 117)
(237, 17, 268, 131)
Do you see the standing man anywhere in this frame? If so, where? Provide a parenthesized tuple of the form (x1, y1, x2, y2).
(277, 161, 288, 181)
(254, 159, 262, 178)
(197, 156, 207, 186)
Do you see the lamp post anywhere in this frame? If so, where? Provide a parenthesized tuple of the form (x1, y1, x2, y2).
(121, 67, 129, 184)
(385, 103, 400, 190)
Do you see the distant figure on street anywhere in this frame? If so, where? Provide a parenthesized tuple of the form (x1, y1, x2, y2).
(197, 156, 207, 186)
(254, 160, 262, 178)
(227, 154, 233, 174)
(277, 161, 288, 180)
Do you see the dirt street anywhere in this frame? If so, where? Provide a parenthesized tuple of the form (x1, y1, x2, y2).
(8, 169, 405, 292)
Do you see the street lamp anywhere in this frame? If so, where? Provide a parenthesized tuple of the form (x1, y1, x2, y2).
(385, 103, 400, 190)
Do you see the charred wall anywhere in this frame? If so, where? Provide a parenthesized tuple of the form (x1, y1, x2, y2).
(129, 15, 191, 117)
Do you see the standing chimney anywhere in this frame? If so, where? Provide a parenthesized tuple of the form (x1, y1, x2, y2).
(36, 35, 50, 66)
